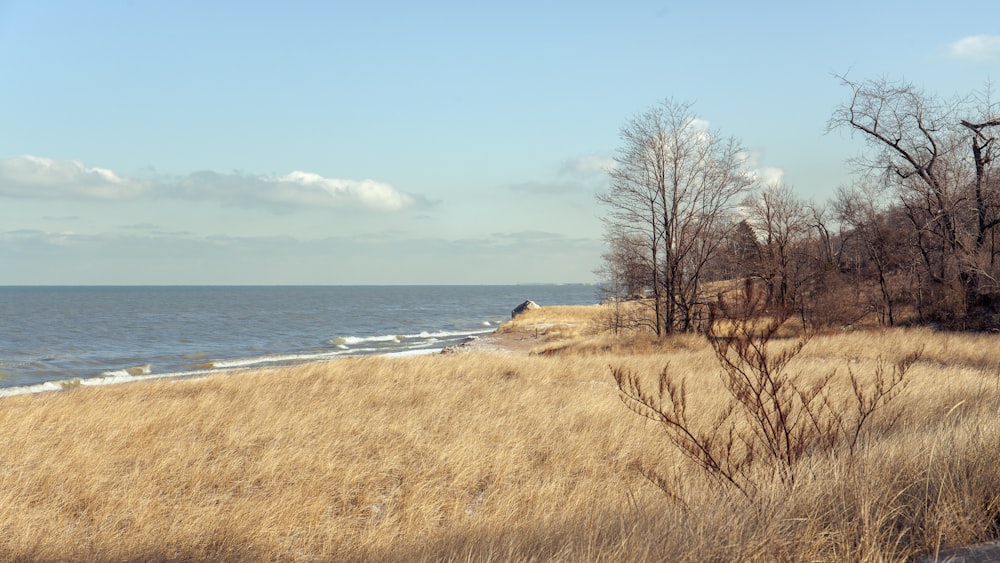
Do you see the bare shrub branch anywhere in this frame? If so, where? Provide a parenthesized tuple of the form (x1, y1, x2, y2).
(613, 283, 919, 498)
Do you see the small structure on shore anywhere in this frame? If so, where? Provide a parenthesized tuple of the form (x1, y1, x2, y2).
(511, 300, 540, 318)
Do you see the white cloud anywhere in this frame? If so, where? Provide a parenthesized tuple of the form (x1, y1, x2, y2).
(489, 230, 580, 245)
(560, 153, 616, 176)
(739, 150, 785, 187)
(755, 166, 785, 186)
(177, 170, 422, 212)
(504, 152, 614, 197)
(687, 117, 711, 131)
(273, 171, 414, 211)
(0, 155, 150, 200)
(504, 180, 584, 196)
(0, 155, 420, 212)
(948, 35, 1000, 60)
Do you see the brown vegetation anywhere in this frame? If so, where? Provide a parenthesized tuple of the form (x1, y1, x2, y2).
(1, 303, 999, 561)
(599, 79, 1000, 333)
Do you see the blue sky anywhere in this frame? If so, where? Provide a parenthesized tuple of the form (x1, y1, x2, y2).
(0, 1, 997, 284)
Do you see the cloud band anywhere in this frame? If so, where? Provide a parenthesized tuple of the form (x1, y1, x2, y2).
(0, 155, 418, 212)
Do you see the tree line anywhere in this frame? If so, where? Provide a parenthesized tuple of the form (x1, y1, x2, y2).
(597, 77, 1000, 333)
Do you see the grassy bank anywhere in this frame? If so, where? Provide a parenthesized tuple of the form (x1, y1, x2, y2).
(0, 307, 998, 561)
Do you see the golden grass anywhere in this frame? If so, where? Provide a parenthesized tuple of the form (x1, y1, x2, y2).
(496, 304, 605, 341)
(0, 312, 998, 561)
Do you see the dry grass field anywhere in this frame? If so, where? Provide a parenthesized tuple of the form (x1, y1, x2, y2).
(0, 306, 999, 561)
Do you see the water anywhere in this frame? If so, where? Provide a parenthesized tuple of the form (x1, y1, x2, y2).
(0, 285, 598, 395)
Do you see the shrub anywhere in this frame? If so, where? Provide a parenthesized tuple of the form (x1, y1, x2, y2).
(612, 283, 919, 498)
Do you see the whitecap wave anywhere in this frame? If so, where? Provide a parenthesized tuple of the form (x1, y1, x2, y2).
(381, 349, 441, 358)
(0, 367, 212, 397)
(402, 339, 439, 350)
(333, 335, 401, 346)
(213, 349, 352, 369)
(394, 328, 494, 342)
(101, 363, 151, 378)
(332, 328, 492, 348)
(0, 380, 66, 397)
(0, 326, 497, 398)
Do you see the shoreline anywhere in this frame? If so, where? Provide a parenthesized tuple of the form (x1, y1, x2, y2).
(2, 305, 999, 560)
(0, 285, 603, 397)
(0, 324, 538, 400)
(442, 328, 544, 355)
(0, 300, 595, 399)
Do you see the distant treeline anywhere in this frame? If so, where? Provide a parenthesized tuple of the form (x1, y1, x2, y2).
(598, 77, 1000, 332)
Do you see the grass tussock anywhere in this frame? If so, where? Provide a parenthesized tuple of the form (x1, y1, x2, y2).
(0, 314, 999, 561)
(531, 331, 708, 357)
(505, 301, 707, 356)
(496, 304, 604, 340)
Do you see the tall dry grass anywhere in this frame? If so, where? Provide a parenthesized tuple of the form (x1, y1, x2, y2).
(0, 310, 998, 561)
(495, 304, 605, 341)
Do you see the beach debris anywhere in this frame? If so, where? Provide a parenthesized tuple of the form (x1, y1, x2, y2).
(511, 300, 540, 318)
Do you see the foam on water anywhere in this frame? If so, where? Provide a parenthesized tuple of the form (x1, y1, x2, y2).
(212, 349, 354, 369)
(381, 349, 441, 358)
(334, 335, 401, 346)
(0, 381, 66, 397)
(0, 327, 497, 398)
(0, 284, 600, 395)
(0, 366, 220, 398)
(332, 328, 493, 348)
(101, 364, 152, 378)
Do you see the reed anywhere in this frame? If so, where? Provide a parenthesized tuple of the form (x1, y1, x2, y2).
(0, 308, 997, 561)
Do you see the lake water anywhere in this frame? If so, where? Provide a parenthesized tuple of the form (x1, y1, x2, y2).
(0, 285, 598, 396)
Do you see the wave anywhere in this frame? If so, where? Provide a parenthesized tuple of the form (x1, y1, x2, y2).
(333, 335, 401, 346)
(212, 349, 355, 369)
(405, 328, 493, 339)
(101, 363, 152, 378)
(0, 367, 216, 398)
(331, 327, 493, 347)
(0, 323, 499, 399)
(381, 349, 441, 358)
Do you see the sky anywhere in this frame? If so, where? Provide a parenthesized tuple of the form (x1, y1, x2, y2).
(0, 1, 997, 285)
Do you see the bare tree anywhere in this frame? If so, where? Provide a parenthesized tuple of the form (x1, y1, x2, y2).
(599, 99, 755, 335)
(834, 182, 905, 325)
(830, 76, 1000, 326)
(962, 82, 1000, 252)
(603, 230, 651, 299)
(707, 218, 759, 282)
(744, 183, 810, 308)
(806, 201, 837, 268)
(596, 227, 653, 333)
(599, 115, 667, 334)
